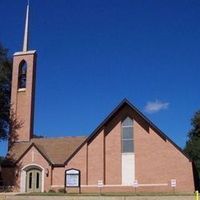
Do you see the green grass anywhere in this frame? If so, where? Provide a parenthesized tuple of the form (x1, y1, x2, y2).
(17, 192, 194, 196)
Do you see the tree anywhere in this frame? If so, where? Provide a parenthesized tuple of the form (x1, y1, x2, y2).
(0, 156, 4, 165)
(0, 44, 43, 143)
(184, 110, 200, 174)
(0, 43, 12, 141)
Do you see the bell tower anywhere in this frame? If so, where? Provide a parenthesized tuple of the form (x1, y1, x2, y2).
(10, 2, 37, 142)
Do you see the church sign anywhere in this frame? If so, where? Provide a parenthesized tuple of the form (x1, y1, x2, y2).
(65, 169, 80, 187)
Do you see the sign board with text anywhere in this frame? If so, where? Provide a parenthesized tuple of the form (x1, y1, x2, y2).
(98, 180, 103, 188)
(171, 179, 176, 187)
(65, 169, 80, 187)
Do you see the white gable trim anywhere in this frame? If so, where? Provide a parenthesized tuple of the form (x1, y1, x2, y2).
(16, 144, 52, 166)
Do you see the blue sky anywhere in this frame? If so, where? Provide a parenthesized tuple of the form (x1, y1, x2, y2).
(0, 0, 200, 156)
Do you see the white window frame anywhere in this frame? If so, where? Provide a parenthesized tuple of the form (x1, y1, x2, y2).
(121, 117, 134, 153)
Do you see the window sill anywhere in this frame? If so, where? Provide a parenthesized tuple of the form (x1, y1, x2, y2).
(122, 153, 135, 155)
(18, 88, 26, 92)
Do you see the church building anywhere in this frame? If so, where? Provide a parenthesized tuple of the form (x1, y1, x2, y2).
(1, 3, 197, 193)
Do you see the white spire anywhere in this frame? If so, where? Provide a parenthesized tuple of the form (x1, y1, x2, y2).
(23, 0, 30, 52)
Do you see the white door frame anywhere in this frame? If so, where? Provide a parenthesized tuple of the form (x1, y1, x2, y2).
(20, 163, 45, 193)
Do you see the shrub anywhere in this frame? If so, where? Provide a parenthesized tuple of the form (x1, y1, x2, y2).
(48, 189, 56, 193)
(58, 188, 65, 193)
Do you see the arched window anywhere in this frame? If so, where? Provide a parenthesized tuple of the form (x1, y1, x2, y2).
(18, 60, 27, 89)
(121, 117, 134, 153)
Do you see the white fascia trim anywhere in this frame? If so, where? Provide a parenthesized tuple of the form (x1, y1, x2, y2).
(121, 153, 135, 155)
(81, 183, 168, 187)
(138, 183, 168, 187)
(14, 50, 36, 56)
(52, 185, 128, 188)
(18, 88, 26, 92)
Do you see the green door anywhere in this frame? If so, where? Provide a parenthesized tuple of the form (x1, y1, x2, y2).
(26, 169, 42, 192)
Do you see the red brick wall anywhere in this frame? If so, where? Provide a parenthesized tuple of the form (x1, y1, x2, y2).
(65, 105, 195, 192)
(66, 144, 87, 185)
(105, 121, 122, 185)
(135, 121, 194, 192)
(11, 52, 36, 142)
(87, 130, 104, 185)
(51, 167, 65, 187)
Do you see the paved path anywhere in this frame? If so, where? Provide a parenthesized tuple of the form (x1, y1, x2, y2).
(0, 195, 194, 200)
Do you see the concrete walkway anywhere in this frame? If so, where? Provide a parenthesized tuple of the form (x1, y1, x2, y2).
(0, 195, 194, 200)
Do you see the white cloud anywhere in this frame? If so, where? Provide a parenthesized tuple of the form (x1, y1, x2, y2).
(144, 100, 169, 114)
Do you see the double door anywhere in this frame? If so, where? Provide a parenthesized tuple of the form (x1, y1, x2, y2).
(26, 169, 42, 192)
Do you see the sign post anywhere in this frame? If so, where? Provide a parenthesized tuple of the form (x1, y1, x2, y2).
(133, 180, 138, 194)
(98, 180, 103, 195)
(170, 179, 176, 194)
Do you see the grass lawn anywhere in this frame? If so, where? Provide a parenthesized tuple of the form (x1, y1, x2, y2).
(17, 192, 194, 196)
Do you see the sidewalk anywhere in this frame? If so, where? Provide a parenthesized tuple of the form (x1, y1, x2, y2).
(0, 195, 195, 200)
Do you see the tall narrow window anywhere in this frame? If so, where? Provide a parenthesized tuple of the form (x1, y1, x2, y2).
(122, 117, 134, 153)
(29, 172, 32, 189)
(36, 172, 40, 189)
(18, 60, 27, 89)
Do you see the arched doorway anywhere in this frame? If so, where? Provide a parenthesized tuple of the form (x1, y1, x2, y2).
(20, 164, 44, 193)
(26, 168, 42, 192)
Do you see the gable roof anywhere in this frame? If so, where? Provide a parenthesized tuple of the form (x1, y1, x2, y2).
(5, 99, 189, 167)
(6, 136, 86, 166)
(68, 99, 189, 162)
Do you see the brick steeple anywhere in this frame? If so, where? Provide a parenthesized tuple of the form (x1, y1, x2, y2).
(10, 1, 37, 142)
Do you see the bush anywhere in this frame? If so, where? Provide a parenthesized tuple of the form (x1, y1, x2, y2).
(58, 188, 65, 193)
(48, 189, 56, 193)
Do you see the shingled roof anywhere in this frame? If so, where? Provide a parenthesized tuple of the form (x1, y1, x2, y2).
(4, 99, 189, 167)
(7, 137, 86, 165)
